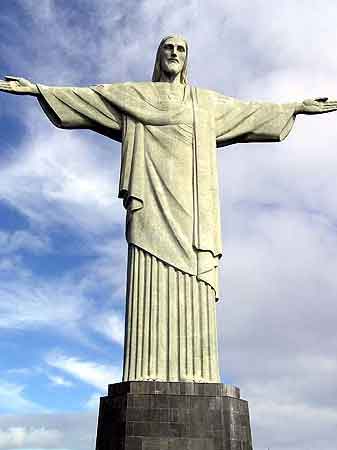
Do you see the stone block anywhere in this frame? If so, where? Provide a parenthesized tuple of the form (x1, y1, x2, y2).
(95, 381, 253, 450)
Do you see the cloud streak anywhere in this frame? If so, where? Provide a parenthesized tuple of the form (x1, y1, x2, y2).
(0, 426, 63, 450)
(45, 352, 121, 391)
(0, 381, 45, 414)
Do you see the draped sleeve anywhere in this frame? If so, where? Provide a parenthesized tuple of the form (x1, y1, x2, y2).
(37, 84, 123, 141)
(214, 93, 297, 147)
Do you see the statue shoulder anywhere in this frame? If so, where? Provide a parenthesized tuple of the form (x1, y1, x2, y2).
(193, 87, 234, 107)
(93, 81, 159, 99)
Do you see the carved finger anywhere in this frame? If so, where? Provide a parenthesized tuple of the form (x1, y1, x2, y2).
(324, 106, 337, 112)
(315, 97, 329, 102)
(323, 102, 337, 109)
(0, 81, 15, 89)
(1, 81, 18, 89)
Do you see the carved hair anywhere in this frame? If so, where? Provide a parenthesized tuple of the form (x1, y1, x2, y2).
(152, 35, 188, 84)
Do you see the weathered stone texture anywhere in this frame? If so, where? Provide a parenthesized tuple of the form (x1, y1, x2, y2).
(96, 382, 253, 450)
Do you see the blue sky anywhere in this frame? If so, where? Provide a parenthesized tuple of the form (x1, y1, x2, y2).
(1, 1, 337, 449)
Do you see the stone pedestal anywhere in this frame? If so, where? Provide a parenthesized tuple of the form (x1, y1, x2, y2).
(95, 381, 253, 450)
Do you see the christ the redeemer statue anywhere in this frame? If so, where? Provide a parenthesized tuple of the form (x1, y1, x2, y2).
(1, 35, 336, 384)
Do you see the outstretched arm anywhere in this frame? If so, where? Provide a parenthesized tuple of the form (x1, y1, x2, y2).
(0, 76, 122, 140)
(215, 93, 337, 147)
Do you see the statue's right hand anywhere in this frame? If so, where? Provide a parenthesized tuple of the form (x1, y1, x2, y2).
(0, 76, 39, 96)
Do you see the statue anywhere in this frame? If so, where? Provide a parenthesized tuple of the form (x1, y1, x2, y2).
(1, 35, 337, 384)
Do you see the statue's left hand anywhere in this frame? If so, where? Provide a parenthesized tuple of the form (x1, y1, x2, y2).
(296, 97, 337, 115)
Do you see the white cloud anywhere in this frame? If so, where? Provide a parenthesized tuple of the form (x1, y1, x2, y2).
(0, 381, 45, 414)
(0, 426, 63, 450)
(0, 412, 95, 450)
(0, 256, 30, 277)
(217, 203, 337, 449)
(72, 237, 127, 298)
(45, 353, 121, 390)
(246, 380, 337, 450)
(0, 234, 126, 350)
(0, 282, 88, 331)
(0, 128, 123, 234)
(0, 230, 50, 255)
(47, 375, 73, 388)
(84, 392, 101, 411)
(22, 0, 56, 23)
(6, 368, 36, 377)
(91, 313, 125, 347)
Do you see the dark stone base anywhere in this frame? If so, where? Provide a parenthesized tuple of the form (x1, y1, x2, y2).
(95, 382, 253, 450)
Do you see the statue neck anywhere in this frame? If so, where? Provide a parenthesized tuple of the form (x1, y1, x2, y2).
(159, 71, 182, 85)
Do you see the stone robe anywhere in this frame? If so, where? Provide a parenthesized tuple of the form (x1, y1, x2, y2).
(37, 82, 296, 382)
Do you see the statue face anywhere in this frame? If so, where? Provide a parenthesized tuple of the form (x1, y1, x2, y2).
(159, 37, 187, 78)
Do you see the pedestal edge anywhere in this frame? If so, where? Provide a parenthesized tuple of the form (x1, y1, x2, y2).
(107, 381, 240, 398)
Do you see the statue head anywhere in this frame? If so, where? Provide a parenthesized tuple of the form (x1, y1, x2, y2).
(152, 35, 188, 84)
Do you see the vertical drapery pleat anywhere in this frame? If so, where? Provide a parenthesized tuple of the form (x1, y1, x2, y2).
(123, 245, 220, 383)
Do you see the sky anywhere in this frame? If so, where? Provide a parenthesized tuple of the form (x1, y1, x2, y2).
(0, 1, 337, 449)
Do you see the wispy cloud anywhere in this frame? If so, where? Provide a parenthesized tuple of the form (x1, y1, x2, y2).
(0, 127, 123, 234)
(84, 392, 101, 411)
(91, 313, 125, 347)
(0, 247, 125, 345)
(0, 412, 95, 450)
(0, 281, 88, 331)
(246, 379, 337, 450)
(0, 380, 45, 414)
(45, 353, 121, 391)
(47, 375, 73, 388)
(0, 426, 64, 450)
(0, 231, 50, 255)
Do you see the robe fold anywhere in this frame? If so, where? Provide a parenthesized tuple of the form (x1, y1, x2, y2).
(37, 82, 296, 381)
(38, 82, 296, 296)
